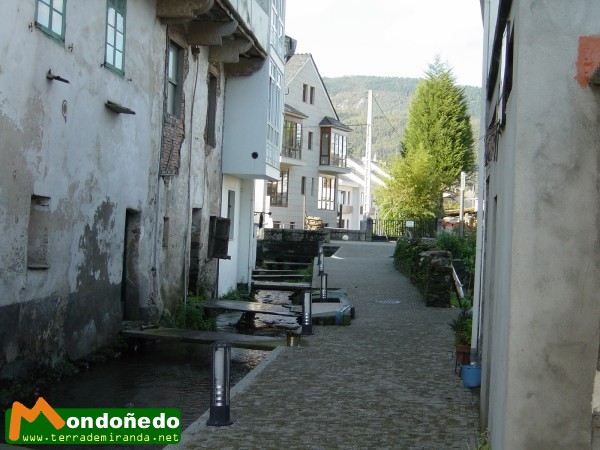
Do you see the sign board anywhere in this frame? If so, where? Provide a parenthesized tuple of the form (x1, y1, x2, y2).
(406, 221, 415, 228)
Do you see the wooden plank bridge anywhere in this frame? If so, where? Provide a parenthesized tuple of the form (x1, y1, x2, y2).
(121, 327, 286, 351)
(201, 299, 300, 317)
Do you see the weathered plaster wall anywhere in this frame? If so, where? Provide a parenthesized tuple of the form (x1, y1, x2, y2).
(481, 1, 600, 447)
(0, 1, 165, 375)
(0, 0, 268, 378)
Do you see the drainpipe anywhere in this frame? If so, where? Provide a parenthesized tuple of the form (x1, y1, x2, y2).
(470, 0, 491, 363)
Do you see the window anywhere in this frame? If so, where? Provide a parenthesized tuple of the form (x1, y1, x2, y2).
(266, 59, 283, 167)
(282, 120, 302, 159)
(268, 169, 289, 207)
(499, 21, 514, 127)
(289, 222, 295, 230)
(36, 0, 66, 42)
(206, 72, 218, 147)
(318, 176, 335, 210)
(338, 190, 347, 205)
(331, 131, 347, 166)
(320, 130, 330, 164)
(28, 195, 51, 269)
(302, 84, 315, 104)
(320, 128, 347, 167)
(270, 0, 285, 59)
(161, 41, 185, 174)
(227, 190, 235, 238)
(307, 131, 313, 150)
(311, 177, 315, 196)
(167, 42, 182, 117)
(105, 0, 126, 74)
(301, 176, 306, 195)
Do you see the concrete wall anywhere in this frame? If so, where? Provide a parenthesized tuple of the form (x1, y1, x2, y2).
(218, 175, 242, 296)
(479, 1, 600, 447)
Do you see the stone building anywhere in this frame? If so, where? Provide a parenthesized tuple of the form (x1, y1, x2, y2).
(0, 0, 285, 377)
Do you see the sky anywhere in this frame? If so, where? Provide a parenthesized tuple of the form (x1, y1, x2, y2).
(284, 0, 484, 87)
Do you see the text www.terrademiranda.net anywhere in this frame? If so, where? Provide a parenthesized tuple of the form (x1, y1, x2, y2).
(19, 432, 180, 444)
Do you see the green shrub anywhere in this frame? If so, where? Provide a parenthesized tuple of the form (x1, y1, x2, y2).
(435, 231, 476, 260)
(220, 284, 250, 300)
(393, 238, 434, 275)
(448, 306, 472, 346)
(436, 231, 476, 292)
(163, 294, 216, 331)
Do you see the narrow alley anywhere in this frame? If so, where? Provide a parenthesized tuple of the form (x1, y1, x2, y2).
(174, 240, 480, 449)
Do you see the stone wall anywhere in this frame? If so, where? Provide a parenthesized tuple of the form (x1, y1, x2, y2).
(263, 228, 329, 243)
(418, 250, 453, 308)
(326, 228, 366, 241)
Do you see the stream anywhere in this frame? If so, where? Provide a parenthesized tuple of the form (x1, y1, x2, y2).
(4, 289, 301, 449)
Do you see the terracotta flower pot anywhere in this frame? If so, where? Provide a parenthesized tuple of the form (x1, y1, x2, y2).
(455, 344, 471, 374)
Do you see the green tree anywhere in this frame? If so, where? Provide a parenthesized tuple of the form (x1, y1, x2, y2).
(401, 58, 475, 189)
(375, 144, 442, 220)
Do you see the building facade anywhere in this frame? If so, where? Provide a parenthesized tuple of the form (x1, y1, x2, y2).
(256, 53, 351, 230)
(475, 1, 600, 447)
(0, 0, 283, 377)
(338, 158, 389, 230)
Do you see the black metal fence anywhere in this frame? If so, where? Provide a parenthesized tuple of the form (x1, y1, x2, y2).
(372, 218, 438, 240)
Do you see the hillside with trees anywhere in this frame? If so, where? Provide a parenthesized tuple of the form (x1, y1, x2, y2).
(323, 76, 481, 165)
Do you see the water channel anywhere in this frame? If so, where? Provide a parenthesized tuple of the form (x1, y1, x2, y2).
(9, 290, 300, 450)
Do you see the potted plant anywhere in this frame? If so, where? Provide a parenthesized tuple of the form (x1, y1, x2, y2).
(448, 307, 472, 373)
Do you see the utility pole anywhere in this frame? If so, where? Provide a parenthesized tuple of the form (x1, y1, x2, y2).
(364, 90, 373, 218)
(459, 171, 466, 235)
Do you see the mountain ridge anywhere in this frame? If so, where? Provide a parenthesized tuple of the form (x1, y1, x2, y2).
(322, 75, 482, 165)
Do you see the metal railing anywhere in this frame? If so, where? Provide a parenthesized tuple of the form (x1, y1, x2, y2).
(282, 145, 301, 160)
(320, 154, 347, 168)
(372, 219, 437, 239)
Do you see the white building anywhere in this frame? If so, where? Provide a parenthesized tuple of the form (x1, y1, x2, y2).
(0, 0, 284, 376)
(256, 53, 351, 230)
(337, 158, 390, 229)
(475, 1, 600, 447)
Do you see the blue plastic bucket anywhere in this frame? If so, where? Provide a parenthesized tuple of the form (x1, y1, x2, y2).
(461, 364, 481, 388)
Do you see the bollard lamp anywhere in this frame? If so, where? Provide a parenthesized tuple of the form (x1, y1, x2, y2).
(318, 242, 325, 274)
(207, 342, 233, 426)
(301, 290, 312, 335)
(320, 272, 328, 300)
